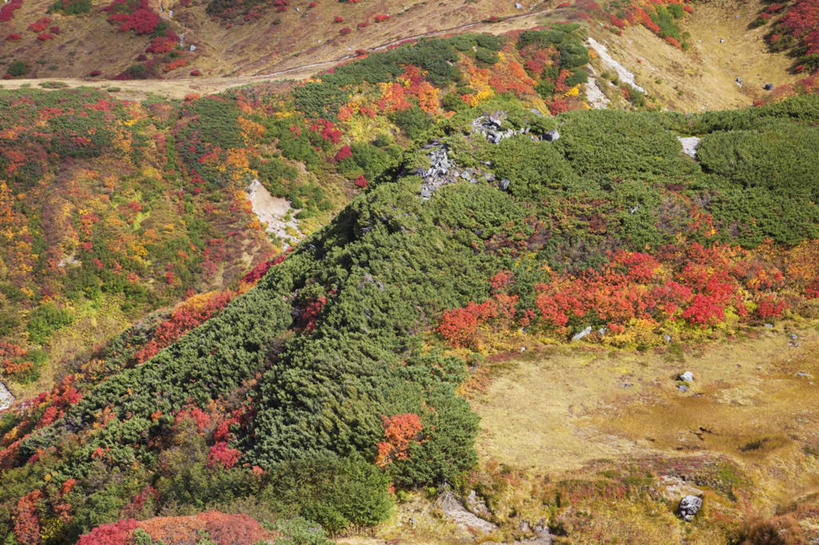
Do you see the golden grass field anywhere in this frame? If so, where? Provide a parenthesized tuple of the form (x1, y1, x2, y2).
(337, 322, 819, 544)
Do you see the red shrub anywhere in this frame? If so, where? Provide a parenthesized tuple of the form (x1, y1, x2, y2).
(37, 32, 54, 41)
(49, 25, 60, 33)
(89, 69, 102, 76)
(28, 17, 51, 32)
(339, 26, 351, 34)
(122, 8, 160, 33)
(137, 512, 273, 545)
(374, 13, 389, 22)
(0, 0, 22, 23)
(240, 251, 289, 284)
(190, 69, 201, 76)
(133, 290, 235, 363)
(664, 35, 681, 48)
(103, 0, 161, 34)
(298, 296, 327, 332)
(334, 144, 352, 161)
(14, 491, 42, 545)
(308, 1, 316, 6)
(208, 441, 241, 468)
(376, 413, 423, 467)
(756, 296, 787, 318)
(333, 15, 344, 22)
(357, 21, 369, 28)
(147, 36, 177, 53)
(5, 33, 22, 41)
(76, 519, 138, 545)
(354, 175, 368, 188)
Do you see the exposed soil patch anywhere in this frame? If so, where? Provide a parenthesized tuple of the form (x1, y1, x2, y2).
(246, 179, 301, 248)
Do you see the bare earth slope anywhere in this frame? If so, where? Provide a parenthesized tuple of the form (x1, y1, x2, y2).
(0, 0, 806, 111)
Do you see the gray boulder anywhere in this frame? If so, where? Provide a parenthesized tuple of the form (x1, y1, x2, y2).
(571, 326, 592, 342)
(678, 495, 703, 521)
(0, 381, 14, 411)
(542, 129, 560, 142)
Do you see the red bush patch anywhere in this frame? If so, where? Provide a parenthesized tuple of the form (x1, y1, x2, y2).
(0, 0, 23, 23)
(27, 17, 51, 32)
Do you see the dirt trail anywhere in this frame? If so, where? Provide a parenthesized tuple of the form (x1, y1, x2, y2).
(0, 3, 798, 110)
(0, 7, 559, 100)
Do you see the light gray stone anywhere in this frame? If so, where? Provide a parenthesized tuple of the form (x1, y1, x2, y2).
(678, 495, 703, 521)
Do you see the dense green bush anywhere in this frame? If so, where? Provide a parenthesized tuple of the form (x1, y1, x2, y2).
(390, 106, 434, 141)
(710, 188, 818, 247)
(253, 156, 298, 194)
(489, 136, 582, 200)
(7, 60, 29, 77)
(293, 82, 349, 120)
(475, 46, 500, 65)
(554, 109, 697, 181)
(26, 303, 73, 344)
(697, 125, 819, 198)
(184, 97, 243, 149)
(51, 0, 92, 14)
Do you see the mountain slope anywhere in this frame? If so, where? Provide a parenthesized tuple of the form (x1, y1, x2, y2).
(1, 49, 817, 539)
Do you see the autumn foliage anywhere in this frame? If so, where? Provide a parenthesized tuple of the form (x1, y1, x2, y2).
(440, 241, 817, 348)
(77, 512, 273, 545)
(376, 413, 424, 467)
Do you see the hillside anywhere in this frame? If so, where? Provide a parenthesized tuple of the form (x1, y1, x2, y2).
(0, 2, 818, 542)
(0, 23, 817, 539)
(0, 0, 815, 109)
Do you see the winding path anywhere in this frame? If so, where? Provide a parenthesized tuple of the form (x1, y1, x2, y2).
(0, 5, 562, 99)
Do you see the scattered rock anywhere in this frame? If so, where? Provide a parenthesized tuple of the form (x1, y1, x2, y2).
(764, 323, 774, 328)
(436, 490, 498, 534)
(679, 371, 694, 383)
(0, 381, 14, 411)
(763, 83, 774, 90)
(677, 384, 689, 393)
(510, 520, 552, 545)
(498, 178, 511, 191)
(529, 108, 543, 117)
(735, 76, 742, 88)
(472, 115, 517, 144)
(678, 495, 703, 521)
(796, 371, 811, 378)
(542, 129, 560, 142)
(598, 326, 607, 336)
(571, 326, 592, 342)
(677, 136, 701, 159)
(514, 2, 523, 8)
(465, 490, 492, 518)
(664, 333, 671, 343)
